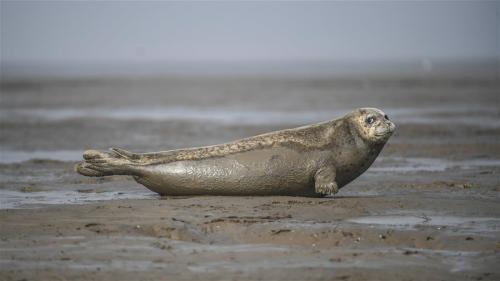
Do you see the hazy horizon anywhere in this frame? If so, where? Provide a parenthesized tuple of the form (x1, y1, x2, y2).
(1, 1, 498, 78)
(1, 59, 499, 80)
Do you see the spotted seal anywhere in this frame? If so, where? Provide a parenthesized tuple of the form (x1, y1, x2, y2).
(76, 108, 395, 197)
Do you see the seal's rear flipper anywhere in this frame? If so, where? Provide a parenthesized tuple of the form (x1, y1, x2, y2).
(75, 161, 111, 177)
(111, 147, 141, 160)
(75, 149, 140, 177)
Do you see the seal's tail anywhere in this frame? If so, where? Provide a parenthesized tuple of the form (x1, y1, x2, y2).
(75, 149, 140, 177)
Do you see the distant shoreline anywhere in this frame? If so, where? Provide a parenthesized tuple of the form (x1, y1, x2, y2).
(1, 59, 498, 80)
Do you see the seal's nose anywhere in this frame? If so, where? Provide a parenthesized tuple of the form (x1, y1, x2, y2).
(387, 121, 396, 132)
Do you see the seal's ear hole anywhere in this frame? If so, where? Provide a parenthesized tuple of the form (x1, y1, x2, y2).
(384, 114, 389, 120)
(366, 116, 375, 125)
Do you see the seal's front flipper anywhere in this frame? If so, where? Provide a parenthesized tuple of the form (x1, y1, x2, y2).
(314, 167, 338, 196)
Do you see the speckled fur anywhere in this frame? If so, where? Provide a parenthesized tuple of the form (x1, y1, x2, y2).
(76, 108, 395, 197)
(131, 120, 341, 165)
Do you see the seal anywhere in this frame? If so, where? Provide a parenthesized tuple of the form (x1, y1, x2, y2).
(76, 108, 395, 197)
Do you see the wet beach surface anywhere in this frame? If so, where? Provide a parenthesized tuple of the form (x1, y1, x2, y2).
(0, 76, 499, 280)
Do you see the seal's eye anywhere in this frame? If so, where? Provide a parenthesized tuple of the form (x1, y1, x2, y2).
(384, 114, 389, 120)
(366, 116, 375, 125)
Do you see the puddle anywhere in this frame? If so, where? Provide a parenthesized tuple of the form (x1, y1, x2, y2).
(187, 254, 424, 273)
(187, 247, 489, 273)
(259, 220, 340, 231)
(0, 189, 156, 209)
(0, 259, 167, 271)
(371, 157, 500, 173)
(169, 240, 289, 254)
(349, 216, 427, 226)
(348, 215, 500, 235)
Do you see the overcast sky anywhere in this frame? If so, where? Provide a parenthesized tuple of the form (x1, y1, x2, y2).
(1, 1, 498, 64)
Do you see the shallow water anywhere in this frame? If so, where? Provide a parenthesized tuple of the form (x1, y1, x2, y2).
(1, 105, 498, 127)
(0, 107, 338, 125)
(348, 215, 500, 235)
(371, 157, 500, 173)
(0, 150, 83, 163)
(0, 234, 484, 273)
(0, 189, 156, 209)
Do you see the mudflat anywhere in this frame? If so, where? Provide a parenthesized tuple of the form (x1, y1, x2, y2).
(0, 76, 499, 280)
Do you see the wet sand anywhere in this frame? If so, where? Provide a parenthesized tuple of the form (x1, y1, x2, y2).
(0, 76, 499, 280)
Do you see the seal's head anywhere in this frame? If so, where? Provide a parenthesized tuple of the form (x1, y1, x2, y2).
(348, 108, 396, 144)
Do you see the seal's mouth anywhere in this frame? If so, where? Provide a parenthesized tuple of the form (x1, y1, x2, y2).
(374, 122, 396, 138)
(375, 132, 393, 138)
